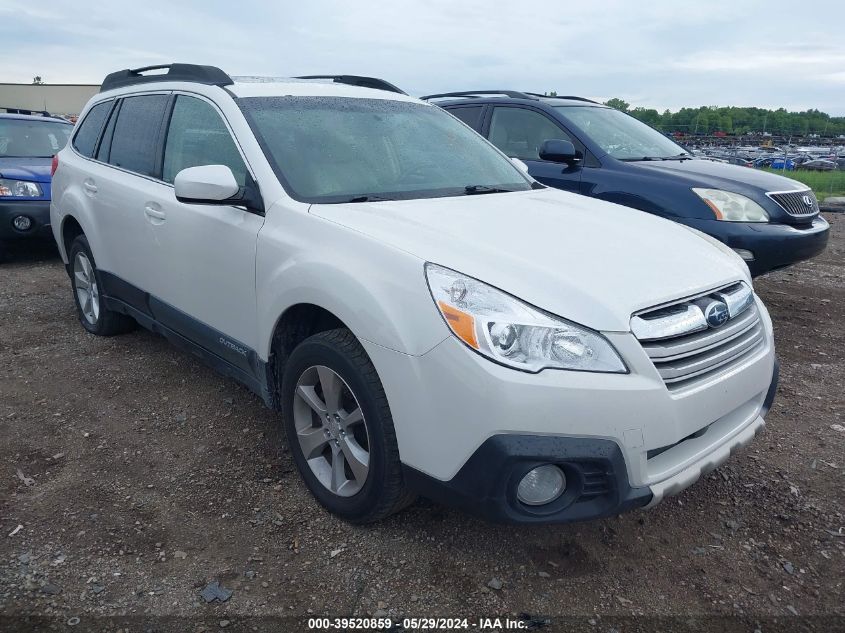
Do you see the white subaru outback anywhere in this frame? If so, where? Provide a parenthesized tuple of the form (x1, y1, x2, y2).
(51, 64, 778, 524)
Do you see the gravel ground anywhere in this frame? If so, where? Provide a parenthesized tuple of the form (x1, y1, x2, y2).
(1, 215, 843, 633)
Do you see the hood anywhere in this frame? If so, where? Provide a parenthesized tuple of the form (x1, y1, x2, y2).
(311, 188, 750, 332)
(631, 158, 807, 194)
(0, 157, 53, 183)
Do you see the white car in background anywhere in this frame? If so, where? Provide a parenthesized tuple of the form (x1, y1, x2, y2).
(50, 64, 778, 523)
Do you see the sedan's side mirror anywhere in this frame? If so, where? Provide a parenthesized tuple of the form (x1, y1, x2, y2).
(174, 165, 240, 203)
(539, 139, 580, 164)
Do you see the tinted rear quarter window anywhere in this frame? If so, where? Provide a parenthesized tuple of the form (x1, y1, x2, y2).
(72, 101, 111, 157)
(96, 101, 121, 162)
(108, 95, 169, 177)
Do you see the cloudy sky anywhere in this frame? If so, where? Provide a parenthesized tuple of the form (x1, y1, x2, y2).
(2, 0, 844, 115)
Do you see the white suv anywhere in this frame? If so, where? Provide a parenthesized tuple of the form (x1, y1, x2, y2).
(51, 64, 778, 523)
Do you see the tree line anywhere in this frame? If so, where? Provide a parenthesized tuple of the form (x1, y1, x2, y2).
(601, 98, 845, 137)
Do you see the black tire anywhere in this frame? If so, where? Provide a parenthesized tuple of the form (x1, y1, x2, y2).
(280, 328, 415, 523)
(68, 235, 135, 336)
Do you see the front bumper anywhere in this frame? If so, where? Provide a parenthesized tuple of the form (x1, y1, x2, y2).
(362, 299, 777, 524)
(0, 200, 52, 240)
(683, 215, 829, 277)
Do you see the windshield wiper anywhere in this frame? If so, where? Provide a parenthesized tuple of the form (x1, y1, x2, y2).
(620, 156, 667, 162)
(342, 194, 396, 203)
(663, 153, 695, 161)
(464, 185, 515, 195)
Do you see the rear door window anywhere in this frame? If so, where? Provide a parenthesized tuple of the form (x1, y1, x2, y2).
(162, 95, 247, 186)
(72, 101, 111, 158)
(447, 105, 484, 131)
(108, 94, 169, 177)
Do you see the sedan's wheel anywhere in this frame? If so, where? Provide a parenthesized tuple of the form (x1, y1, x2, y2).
(281, 328, 415, 523)
(293, 365, 370, 497)
(68, 235, 135, 336)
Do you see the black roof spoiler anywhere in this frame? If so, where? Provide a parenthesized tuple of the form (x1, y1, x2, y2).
(100, 64, 234, 93)
(294, 75, 406, 95)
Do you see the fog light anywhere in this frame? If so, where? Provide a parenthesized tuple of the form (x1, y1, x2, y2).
(517, 465, 566, 506)
(732, 248, 754, 262)
(12, 215, 32, 231)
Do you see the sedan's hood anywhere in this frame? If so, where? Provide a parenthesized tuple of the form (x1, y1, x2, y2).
(311, 188, 750, 332)
(633, 158, 808, 193)
(0, 157, 52, 183)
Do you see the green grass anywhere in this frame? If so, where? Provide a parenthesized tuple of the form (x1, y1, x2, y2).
(762, 168, 845, 200)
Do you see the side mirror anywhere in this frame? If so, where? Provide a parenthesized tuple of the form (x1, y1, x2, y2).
(539, 139, 580, 164)
(174, 165, 240, 203)
(510, 157, 530, 173)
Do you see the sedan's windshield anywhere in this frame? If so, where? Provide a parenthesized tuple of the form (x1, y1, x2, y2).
(558, 106, 687, 161)
(0, 118, 73, 158)
(239, 97, 533, 203)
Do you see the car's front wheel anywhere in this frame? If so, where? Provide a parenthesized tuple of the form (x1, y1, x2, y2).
(280, 328, 414, 523)
(68, 235, 135, 336)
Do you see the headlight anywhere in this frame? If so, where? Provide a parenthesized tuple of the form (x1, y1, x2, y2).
(0, 179, 43, 198)
(425, 263, 627, 373)
(692, 188, 769, 222)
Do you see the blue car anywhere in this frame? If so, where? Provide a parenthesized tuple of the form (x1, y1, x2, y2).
(0, 113, 74, 258)
(425, 91, 829, 276)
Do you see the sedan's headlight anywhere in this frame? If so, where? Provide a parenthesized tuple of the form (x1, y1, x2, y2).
(0, 179, 43, 198)
(692, 188, 769, 222)
(425, 263, 627, 373)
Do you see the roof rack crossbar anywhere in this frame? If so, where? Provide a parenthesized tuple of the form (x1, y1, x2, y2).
(100, 64, 234, 93)
(294, 75, 407, 95)
(420, 90, 539, 101)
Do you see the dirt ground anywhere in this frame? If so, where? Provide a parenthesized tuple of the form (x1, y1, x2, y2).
(1, 216, 843, 633)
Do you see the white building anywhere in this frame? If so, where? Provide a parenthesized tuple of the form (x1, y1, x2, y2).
(0, 83, 99, 118)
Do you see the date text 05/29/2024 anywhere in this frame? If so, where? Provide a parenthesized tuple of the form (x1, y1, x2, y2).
(307, 617, 536, 630)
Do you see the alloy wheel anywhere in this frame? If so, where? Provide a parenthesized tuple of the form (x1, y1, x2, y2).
(292, 365, 371, 497)
(73, 252, 100, 325)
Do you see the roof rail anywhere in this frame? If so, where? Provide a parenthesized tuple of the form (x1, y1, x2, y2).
(1, 106, 53, 117)
(524, 92, 599, 104)
(100, 64, 234, 93)
(294, 75, 406, 95)
(420, 90, 539, 101)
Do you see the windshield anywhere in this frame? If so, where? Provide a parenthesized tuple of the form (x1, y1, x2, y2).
(558, 106, 687, 161)
(0, 118, 73, 158)
(239, 97, 532, 203)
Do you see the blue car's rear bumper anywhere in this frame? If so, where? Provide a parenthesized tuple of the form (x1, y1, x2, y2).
(684, 215, 829, 277)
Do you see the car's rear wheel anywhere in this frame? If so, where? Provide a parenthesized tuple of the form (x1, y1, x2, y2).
(69, 235, 135, 336)
(280, 328, 415, 522)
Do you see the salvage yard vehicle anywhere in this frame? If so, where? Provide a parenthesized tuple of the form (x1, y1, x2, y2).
(0, 113, 73, 259)
(51, 64, 778, 524)
(425, 91, 829, 276)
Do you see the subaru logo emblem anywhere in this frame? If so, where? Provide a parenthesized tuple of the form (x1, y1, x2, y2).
(704, 301, 729, 328)
(802, 195, 813, 206)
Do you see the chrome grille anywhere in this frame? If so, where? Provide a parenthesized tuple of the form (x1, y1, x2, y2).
(632, 283, 765, 390)
(767, 189, 819, 217)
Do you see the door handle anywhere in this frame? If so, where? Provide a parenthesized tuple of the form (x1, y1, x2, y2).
(82, 180, 97, 195)
(144, 204, 166, 224)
